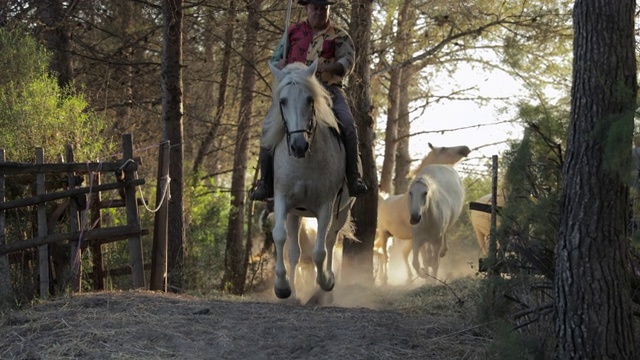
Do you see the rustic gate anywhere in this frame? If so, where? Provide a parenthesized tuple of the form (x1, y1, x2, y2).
(0, 134, 167, 302)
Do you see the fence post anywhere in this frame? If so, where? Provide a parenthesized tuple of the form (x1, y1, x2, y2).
(65, 145, 81, 292)
(36, 148, 50, 299)
(0, 149, 13, 304)
(150, 141, 170, 291)
(90, 172, 104, 290)
(487, 155, 499, 277)
(123, 134, 145, 288)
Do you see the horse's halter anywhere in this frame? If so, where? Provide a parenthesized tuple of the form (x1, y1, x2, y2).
(279, 84, 318, 156)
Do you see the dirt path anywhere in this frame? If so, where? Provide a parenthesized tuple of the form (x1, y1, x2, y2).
(0, 288, 488, 359)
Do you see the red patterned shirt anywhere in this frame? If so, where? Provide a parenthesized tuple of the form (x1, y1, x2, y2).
(270, 20, 355, 86)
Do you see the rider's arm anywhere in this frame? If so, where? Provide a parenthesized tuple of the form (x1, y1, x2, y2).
(333, 29, 355, 77)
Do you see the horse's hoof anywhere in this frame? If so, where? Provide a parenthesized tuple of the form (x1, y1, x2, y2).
(274, 286, 292, 299)
(319, 276, 335, 292)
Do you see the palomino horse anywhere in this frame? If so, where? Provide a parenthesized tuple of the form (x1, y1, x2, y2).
(376, 143, 470, 283)
(262, 60, 354, 300)
(469, 191, 506, 256)
(408, 165, 465, 279)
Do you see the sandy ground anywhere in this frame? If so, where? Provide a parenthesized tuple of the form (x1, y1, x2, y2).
(0, 281, 490, 360)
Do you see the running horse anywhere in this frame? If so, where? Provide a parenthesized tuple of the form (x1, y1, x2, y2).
(262, 60, 354, 299)
(376, 143, 470, 283)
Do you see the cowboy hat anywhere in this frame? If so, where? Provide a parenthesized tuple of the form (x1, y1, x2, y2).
(298, 0, 337, 5)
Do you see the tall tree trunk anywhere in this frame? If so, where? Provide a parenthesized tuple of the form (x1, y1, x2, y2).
(380, 67, 400, 194)
(343, 0, 376, 286)
(113, 0, 134, 135)
(555, 0, 637, 358)
(162, 0, 185, 290)
(221, 0, 261, 295)
(192, 0, 236, 180)
(393, 66, 414, 193)
(37, 0, 74, 88)
(380, 0, 413, 195)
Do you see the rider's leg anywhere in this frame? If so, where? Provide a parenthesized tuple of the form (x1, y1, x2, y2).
(327, 85, 369, 197)
(249, 147, 274, 201)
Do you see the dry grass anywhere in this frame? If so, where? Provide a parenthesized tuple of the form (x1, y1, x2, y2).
(0, 278, 492, 360)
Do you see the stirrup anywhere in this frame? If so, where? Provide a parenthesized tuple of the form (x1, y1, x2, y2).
(249, 181, 271, 201)
(348, 178, 369, 198)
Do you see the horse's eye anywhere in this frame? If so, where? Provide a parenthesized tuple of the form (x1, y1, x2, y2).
(306, 96, 313, 105)
(280, 98, 287, 106)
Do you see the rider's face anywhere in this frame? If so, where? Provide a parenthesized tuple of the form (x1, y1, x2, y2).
(306, 4, 330, 30)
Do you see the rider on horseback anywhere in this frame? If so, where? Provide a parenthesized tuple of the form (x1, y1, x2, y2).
(249, 0, 369, 201)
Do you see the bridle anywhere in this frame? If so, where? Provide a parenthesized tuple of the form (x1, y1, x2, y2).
(279, 83, 318, 156)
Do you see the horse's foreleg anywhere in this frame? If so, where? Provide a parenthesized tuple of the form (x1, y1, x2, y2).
(380, 232, 390, 285)
(285, 215, 301, 298)
(314, 207, 335, 292)
(440, 232, 448, 258)
(272, 205, 291, 299)
(428, 238, 443, 279)
(400, 239, 413, 283)
(411, 237, 428, 279)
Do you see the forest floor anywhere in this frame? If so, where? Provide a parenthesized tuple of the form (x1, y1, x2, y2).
(0, 277, 492, 360)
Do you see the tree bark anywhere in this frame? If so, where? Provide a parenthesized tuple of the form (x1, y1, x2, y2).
(380, 66, 399, 194)
(162, 0, 186, 290)
(220, 0, 261, 295)
(555, 0, 637, 358)
(36, 0, 74, 88)
(380, 0, 414, 195)
(343, 0, 376, 286)
(393, 65, 414, 194)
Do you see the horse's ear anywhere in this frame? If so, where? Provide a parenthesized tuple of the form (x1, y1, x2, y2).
(269, 62, 286, 83)
(306, 59, 319, 78)
(428, 142, 434, 150)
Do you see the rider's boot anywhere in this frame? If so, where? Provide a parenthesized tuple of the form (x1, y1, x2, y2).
(343, 132, 369, 198)
(249, 147, 274, 201)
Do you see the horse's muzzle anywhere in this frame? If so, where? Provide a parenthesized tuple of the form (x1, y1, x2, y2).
(290, 137, 310, 158)
(410, 214, 421, 225)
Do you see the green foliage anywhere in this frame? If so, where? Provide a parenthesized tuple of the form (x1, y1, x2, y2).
(184, 181, 232, 291)
(0, 28, 113, 163)
(476, 100, 568, 358)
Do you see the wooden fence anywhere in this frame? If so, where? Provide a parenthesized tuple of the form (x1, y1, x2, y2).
(0, 134, 169, 302)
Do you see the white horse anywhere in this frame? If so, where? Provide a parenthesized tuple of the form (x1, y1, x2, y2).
(376, 143, 470, 283)
(408, 165, 465, 279)
(262, 60, 354, 299)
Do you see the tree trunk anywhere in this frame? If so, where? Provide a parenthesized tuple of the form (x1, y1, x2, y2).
(393, 66, 414, 193)
(554, 0, 637, 358)
(192, 0, 235, 180)
(380, 0, 414, 195)
(162, 0, 185, 290)
(220, 0, 261, 295)
(343, 0, 376, 286)
(380, 67, 400, 194)
(36, 0, 74, 88)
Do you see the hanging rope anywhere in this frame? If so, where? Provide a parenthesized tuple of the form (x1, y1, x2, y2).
(283, 0, 293, 62)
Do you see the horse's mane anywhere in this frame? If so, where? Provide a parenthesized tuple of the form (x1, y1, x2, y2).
(412, 166, 464, 224)
(263, 63, 339, 151)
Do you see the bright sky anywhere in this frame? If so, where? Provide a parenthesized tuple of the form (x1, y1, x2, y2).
(390, 61, 528, 179)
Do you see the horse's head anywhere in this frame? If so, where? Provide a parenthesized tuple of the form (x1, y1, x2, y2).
(408, 176, 430, 225)
(268, 60, 321, 158)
